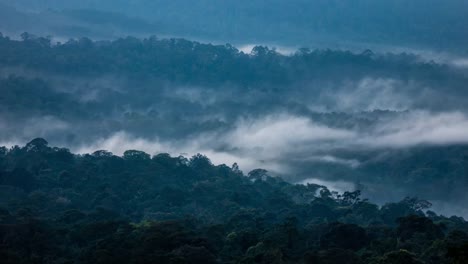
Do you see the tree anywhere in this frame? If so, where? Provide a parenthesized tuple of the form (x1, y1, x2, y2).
(231, 163, 242, 175)
(189, 154, 212, 168)
(1, 168, 35, 191)
(396, 215, 444, 242)
(92, 150, 113, 158)
(401, 197, 432, 212)
(25, 138, 49, 152)
(338, 190, 362, 205)
(447, 244, 468, 264)
(248, 169, 268, 181)
(320, 223, 369, 251)
(20, 32, 35, 41)
(304, 248, 360, 264)
(377, 250, 424, 264)
(171, 245, 217, 264)
(123, 150, 150, 161)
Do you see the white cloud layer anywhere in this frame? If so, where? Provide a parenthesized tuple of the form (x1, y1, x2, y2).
(315, 78, 413, 112)
(363, 111, 468, 147)
(72, 111, 468, 176)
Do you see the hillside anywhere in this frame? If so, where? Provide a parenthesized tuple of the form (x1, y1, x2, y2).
(1, 139, 468, 263)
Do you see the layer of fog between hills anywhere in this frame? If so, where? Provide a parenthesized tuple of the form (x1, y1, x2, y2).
(2, 68, 468, 217)
(1, 0, 468, 217)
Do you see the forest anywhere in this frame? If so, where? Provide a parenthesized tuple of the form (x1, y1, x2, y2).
(1, 34, 468, 213)
(0, 18, 468, 264)
(2, 0, 468, 263)
(1, 139, 468, 263)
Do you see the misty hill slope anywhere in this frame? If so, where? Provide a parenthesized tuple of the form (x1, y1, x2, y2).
(1, 35, 468, 218)
(1, 139, 468, 263)
(2, 0, 468, 52)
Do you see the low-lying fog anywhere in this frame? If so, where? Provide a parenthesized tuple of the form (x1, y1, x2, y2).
(1, 32, 468, 218)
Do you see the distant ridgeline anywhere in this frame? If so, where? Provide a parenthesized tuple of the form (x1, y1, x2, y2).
(2, 0, 468, 52)
(0, 139, 467, 263)
(0, 32, 457, 86)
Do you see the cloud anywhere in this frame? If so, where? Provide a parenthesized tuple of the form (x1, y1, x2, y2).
(364, 111, 468, 147)
(301, 155, 361, 168)
(0, 140, 20, 149)
(452, 59, 468, 68)
(73, 130, 288, 174)
(18, 110, 468, 218)
(75, 131, 169, 156)
(431, 200, 468, 219)
(73, 111, 468, 175)
(299, 178, 356, 193)
(316, 78, 413, 112)
(225, 114, 355, 154)
(1, 116, 70, 142)
(222, 111, 468, 156)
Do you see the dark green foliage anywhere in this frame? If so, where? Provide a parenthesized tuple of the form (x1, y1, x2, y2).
(0, 33, 463, 88)
(320, 223, 369, 251)
(375, 250, 424, 264)
(0, 140, 467, 263)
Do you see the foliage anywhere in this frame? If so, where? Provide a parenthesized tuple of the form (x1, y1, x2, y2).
(0, 139, 467, 263)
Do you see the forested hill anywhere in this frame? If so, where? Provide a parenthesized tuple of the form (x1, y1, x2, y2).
(1, 139, 467, 263)
(2, 33, 468, 222)
(0, 33, 445, 86)
(2, 0, 468, 52)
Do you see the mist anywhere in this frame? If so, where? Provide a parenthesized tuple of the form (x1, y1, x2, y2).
(2, 2, 468, 262)
(1, 0, 468, 216)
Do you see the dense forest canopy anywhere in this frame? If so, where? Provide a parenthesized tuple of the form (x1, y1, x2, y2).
(1, 139, 467, 263)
